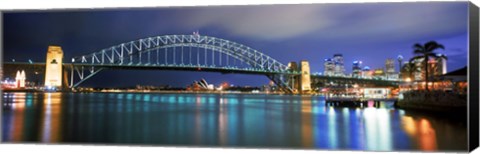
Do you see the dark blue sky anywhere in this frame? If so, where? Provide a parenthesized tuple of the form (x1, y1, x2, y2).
(3, 2, 469, 87)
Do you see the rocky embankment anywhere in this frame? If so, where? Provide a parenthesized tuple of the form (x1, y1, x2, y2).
(397, 90, 467, 112)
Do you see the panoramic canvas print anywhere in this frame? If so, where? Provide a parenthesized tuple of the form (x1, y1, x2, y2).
(1, 2, 473, 152)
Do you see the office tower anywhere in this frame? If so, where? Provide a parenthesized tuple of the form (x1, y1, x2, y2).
(324, 58, 335, 76)
(333, 54, 345, 76)
(435, 53, 447, 75)
(385, 58, 395, 79)
(412, 58, 424, 81)
(352, 60, 362, 78)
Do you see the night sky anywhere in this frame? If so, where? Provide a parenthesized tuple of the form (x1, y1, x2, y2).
(2, 2, 469, 87)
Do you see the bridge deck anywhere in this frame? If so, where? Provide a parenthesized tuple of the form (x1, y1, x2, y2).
(3, 62, 296, 75)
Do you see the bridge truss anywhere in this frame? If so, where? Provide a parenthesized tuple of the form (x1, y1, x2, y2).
(69, 35, 298, 93)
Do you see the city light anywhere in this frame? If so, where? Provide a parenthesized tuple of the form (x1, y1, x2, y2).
(405, 78, 412, 82)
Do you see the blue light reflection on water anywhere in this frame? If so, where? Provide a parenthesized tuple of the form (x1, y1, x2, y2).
(1, 92, 467, 151)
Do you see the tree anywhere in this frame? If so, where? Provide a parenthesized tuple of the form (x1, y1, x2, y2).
(409, 41, 446, 91)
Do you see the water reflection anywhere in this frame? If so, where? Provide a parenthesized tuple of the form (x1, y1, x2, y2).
(327, 107, 338, 149)
(363, 108, 392, 151)
(40, 93, 62, 142)
(401, 116, 437, 151)
(9, 93, 26, 142)
(1, 92, 467, 151)
(300, 97, 313, 148)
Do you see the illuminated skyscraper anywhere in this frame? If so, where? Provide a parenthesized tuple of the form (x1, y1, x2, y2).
(352, 60, 362, 78)
(333, 54, 345, 76)
(435, 54, 447, 75)
(412, 58, 424, 81)
(323, 58, 335, 76)
(385, 58, 395, 79)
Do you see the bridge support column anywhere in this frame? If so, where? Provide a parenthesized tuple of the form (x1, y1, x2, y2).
(299, 60, 312, 94)
(70, 64, 74, 89)
(44, 46, 64, 90)
(62, 67, 70, 90)
(288, 62, 300, 94)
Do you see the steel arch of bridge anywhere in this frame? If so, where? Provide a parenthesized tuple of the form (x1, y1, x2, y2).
(69, 35, 297, 93)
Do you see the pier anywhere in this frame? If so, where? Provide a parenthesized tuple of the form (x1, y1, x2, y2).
(325, 97, 398, 107)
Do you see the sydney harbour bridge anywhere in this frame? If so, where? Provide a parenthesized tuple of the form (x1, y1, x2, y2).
(3, 34, 400, 94)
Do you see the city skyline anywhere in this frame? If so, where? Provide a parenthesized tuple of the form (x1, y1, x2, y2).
(3, 2, 468, 87)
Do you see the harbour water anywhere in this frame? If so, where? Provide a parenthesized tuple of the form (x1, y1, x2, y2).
(1, 92, 467, 151)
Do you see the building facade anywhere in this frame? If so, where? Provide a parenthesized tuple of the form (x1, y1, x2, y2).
(333, 54, 345, 76)
(434, 54, 447, 75)
(362, 66, 372, 78)
(413, 58, 424, 81)
(323, 58, 335, 76)
(324, 54, 344, 76)
(385, 58, 396, 80)
(407, 56, 448, 81)
(352, 60, 362, 78)
(374, 68, 385, 79)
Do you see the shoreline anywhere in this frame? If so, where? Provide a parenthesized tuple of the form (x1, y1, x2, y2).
(1, 89, 42, 92)
(396, 90, 467, 112)
(396, 101, 467, 113)
(1, 89, 324, 96)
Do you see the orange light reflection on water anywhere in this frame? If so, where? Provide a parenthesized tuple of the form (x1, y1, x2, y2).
(419, 119, 437, 151)
(401, 116, 437, 151)
(40, 92, 62, 143)
(10, 93, 26, 142)
(301, 97, 313, 148)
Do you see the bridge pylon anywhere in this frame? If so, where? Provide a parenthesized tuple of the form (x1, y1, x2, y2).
(287, 60, 312, 94)
(299, 60, 312, 94)
(287, 62, 300, 94)
(44, 45, 64, 90)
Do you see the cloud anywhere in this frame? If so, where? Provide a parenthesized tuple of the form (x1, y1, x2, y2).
(170, 2, 467, 42)
(176, 4, 336, 40)
(315, 2, 468, 43)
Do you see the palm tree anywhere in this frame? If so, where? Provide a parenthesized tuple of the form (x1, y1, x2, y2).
(409, 41, 446, 91)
